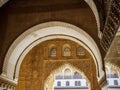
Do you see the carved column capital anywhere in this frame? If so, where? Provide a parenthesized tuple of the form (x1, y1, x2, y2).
(0, 74, 17, 90)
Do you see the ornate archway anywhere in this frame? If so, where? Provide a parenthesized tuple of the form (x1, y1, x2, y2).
(0, 22, 105, 90)
(2, 22, 104, 81)
(44, 64, 91, 90)
(15, 38, 101, 90)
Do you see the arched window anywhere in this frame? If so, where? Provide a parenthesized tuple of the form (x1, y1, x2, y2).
(49, 45, 57, 57)
(86, 82, 88, 86)
(74, 72, 82, 79)
(114, 73, 119, 78)
(78, 81, 81, 86)
(64, 68, 71, 79)
(107, 80, 109, 85)
(63, 44, 71, 57)
(75, 81, 81, 86)
(64, 68, 71, 76)
(105, 67, 110, 78)
(111, 69, 119, 78)
(57, 81, 61, 86)
(74, 71, 79, 75)
(66, 81, 70, 86)
(114, 80, 118, 85)
(75, 81, 77, 86)
(77, 46, 85, 56)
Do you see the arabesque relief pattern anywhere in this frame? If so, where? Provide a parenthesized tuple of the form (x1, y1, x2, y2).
(16, 39, 101, 90)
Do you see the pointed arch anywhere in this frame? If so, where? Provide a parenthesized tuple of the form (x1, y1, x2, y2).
(1, 21, 104, 83)
(44, 63, 91, 90)
(49, 44, 57, 57)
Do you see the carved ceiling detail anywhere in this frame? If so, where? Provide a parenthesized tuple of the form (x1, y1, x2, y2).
(100, 0, 120, 51)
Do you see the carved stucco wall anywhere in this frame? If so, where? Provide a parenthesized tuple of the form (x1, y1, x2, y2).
(16, 39, 101, 90)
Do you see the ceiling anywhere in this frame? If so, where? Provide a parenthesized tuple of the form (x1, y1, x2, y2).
(0, 0, 106, 32)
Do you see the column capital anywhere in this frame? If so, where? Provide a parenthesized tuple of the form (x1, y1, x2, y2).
(0, 74, 17, 89)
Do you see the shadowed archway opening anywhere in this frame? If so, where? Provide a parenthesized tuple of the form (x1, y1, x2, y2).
(44, 64, 91, 90)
